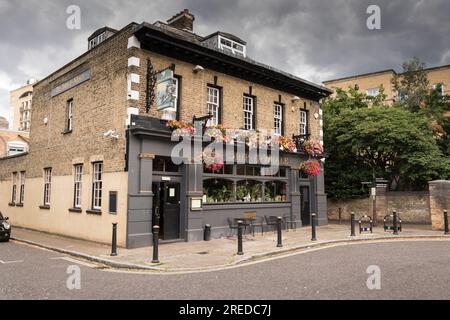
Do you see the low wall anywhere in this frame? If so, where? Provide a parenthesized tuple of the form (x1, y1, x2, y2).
(429, 180, 450, 231)
(328, 190, 430, 224)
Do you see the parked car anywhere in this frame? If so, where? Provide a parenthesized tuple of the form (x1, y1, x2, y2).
(0, 212, 11, 242)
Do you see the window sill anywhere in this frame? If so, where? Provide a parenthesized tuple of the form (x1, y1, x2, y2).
(69, 208, 82, 213)
(86, 209, 102, 215)
(8, 202, 15, 207)
(62, 129, 73, 135)
(16, 203, 24, 207)
(39, 205, 51, 210)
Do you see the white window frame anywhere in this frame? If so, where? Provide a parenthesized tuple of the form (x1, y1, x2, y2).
(92, 162, 103, 210)
(366, 87, 380, 97)
(74, 165, 83, 209)
(300, 110, 308, 135)
(207, 86, 220, 126)
(11, 172, 17, 203)
(243, 96, 254, 131)
(67, 100, 73, 132)
(19, 171, 25, 204)
(7, 141, 27, 156)
(274, 104, 283, 135)
(218, 35, 246, 57)
(433, 83, 445, 96)
(43, 168, 52, 206)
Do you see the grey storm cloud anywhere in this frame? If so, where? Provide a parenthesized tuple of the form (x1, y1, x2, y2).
(0, 0, 450, 120)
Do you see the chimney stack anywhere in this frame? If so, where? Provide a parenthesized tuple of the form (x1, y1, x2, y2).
(167, 9, 195, 32)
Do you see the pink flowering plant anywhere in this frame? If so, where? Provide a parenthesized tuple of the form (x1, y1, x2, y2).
(301, 159, 322, 177)
(302, 140, 324, 157)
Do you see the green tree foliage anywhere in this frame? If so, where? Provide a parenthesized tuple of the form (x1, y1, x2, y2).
(323, 88, 450, 199)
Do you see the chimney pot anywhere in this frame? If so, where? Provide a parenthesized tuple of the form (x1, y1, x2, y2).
(167, 9, 195, 32)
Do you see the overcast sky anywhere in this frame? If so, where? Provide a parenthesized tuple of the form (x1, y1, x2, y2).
(1, 0, 450, 121)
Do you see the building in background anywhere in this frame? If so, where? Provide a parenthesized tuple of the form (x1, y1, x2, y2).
(10, 79, 36, 132)
(0, 116, 29, 157)
(0, 10, 331, 248)
(323, 64, 450, 107)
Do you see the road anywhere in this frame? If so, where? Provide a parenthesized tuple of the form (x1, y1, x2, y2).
(0, 240, 449, 300)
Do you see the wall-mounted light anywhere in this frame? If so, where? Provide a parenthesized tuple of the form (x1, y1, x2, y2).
(43, 117, 48, 125)
(292, 96, 301, 102)
(193, 65, 205, 73)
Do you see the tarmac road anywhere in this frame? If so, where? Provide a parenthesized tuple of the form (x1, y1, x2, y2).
(0, 240, 449, 300)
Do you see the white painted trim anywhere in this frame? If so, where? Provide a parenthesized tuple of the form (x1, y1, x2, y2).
(128, 57, 140, 67)
(130, 73, 140, 84)
(128, 90, 140, 101)
(127, 36, 141, 49)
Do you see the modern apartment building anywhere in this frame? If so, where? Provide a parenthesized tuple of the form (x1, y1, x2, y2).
(10, 79, 36, 132)
(0, 10, 331, 248)
(323, 64, 450, 106)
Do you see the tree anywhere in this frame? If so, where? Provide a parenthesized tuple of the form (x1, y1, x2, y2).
(323, 89, 450, 198)
(392, 56, 430, 111)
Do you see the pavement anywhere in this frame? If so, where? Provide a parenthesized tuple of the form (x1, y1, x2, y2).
(9, 223, 449, 273)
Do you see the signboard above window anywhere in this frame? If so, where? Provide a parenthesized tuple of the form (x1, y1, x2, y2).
(156, 68, 176, 111)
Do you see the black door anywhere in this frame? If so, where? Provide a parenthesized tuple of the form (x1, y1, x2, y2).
(300, 187, 311, 226)
(152, 182, 181, 240)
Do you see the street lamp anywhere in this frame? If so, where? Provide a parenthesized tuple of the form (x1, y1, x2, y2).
(361, 177, 388, 226)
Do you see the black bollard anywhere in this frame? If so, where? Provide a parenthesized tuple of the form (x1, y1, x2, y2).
(339, 208, 343, 225)
(152, 225, 160, 264)
(311, 213, 317, 241)
(277, 217, 283, 247)
(393, 211, 399, 235)
(444, 210, 449, 235)
(111, 223, 118, 257)
(237, 220, 244, 255)
(350, 212, 356, 237)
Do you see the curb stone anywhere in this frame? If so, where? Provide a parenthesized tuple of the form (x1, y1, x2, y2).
(11, 235, 449, 273)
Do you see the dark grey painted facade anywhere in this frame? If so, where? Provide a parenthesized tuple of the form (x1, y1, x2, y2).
(125, 116, 327, 249)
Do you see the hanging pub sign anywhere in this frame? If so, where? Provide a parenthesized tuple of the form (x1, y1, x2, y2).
(156, 68, 176, 111)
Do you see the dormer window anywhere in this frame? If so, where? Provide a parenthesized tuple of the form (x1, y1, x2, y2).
(218, 35, 246, 57)
(89, 33, 106, 50)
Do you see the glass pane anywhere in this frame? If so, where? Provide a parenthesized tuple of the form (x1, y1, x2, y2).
(236, 180, 263, 203)
(203, 179, 233, 204)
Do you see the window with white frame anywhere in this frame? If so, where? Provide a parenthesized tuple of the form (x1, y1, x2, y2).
(243, 96, 254, 130)
(161, 77, 179, 121)
(207, 86, 220, 126)
(11, 172, 17, 204)
(19, 171, 25, 204)
(20, 99, 31, 131)
(43, 168, 52, 206)
(274, 104, 283, 135)
(433, 83, 445, 97)
(92, 162, 103, 210)
(74, 165, 83, 209)
(7, 142, 27, 156)
(66, 100, 73, 132)
(300, 110, 308, 135)
(366, 87, 380, 97)
(218, 36, 246, 57)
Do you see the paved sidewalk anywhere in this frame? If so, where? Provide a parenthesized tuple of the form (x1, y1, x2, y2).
(11, 224, 448, 273)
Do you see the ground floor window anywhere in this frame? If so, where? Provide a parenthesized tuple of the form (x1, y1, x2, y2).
(19, 171, 25, 204)
(92, 162, 103, 210)
(203, 179, 233, 204)
(43, 168, 52, 206)
(264, 181, 288, 202)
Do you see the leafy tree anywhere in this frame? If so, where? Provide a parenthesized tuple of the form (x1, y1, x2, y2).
(392, 56, 430, 111)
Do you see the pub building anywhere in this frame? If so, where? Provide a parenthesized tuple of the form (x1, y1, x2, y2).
(0, 9, 332, 249)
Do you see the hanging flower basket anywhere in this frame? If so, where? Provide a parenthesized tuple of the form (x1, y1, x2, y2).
(203, 151, 224, 172)
(301, 159, 322, 177)
(273, 136, 297, 152)
(302, 140, 324, 157)
(166, 120, 196, 138)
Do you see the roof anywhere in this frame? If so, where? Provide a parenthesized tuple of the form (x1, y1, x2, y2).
(88, 26, 118, 40)
(135, 22, 332, 99)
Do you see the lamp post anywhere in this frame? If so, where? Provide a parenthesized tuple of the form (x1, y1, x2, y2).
(362, 177, 388, 227)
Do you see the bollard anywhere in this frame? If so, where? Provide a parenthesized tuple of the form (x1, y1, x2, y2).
(152, 225, 160, 264)
(311, 213, 317, 241)
(444, 210, 449, 236)
(350, 212, 356, 237)
(277, 217, 283, 247)
(111, 223, 118, 257)
(237, 220, 244, 255)
(339, 208, 342, 225)
(393, 211, 398, 235)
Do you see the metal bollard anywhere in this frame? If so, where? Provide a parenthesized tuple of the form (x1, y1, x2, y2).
(350, 212, 356, 237)
(111, 223, 118, 257)
(393, 211, 399, 235)
(444, 210, 449, 235)
(237, 220, 244, 255)
(311, 213, 317, 241)
(152, 225, 160, 264)
(339, 208, 343, 225)
(277, 217, 283, 247)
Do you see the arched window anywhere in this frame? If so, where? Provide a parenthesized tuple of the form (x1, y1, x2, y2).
(264, 181, 288, 202)
(236, 180, 263, 203)
(19, 91, 32, 99)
